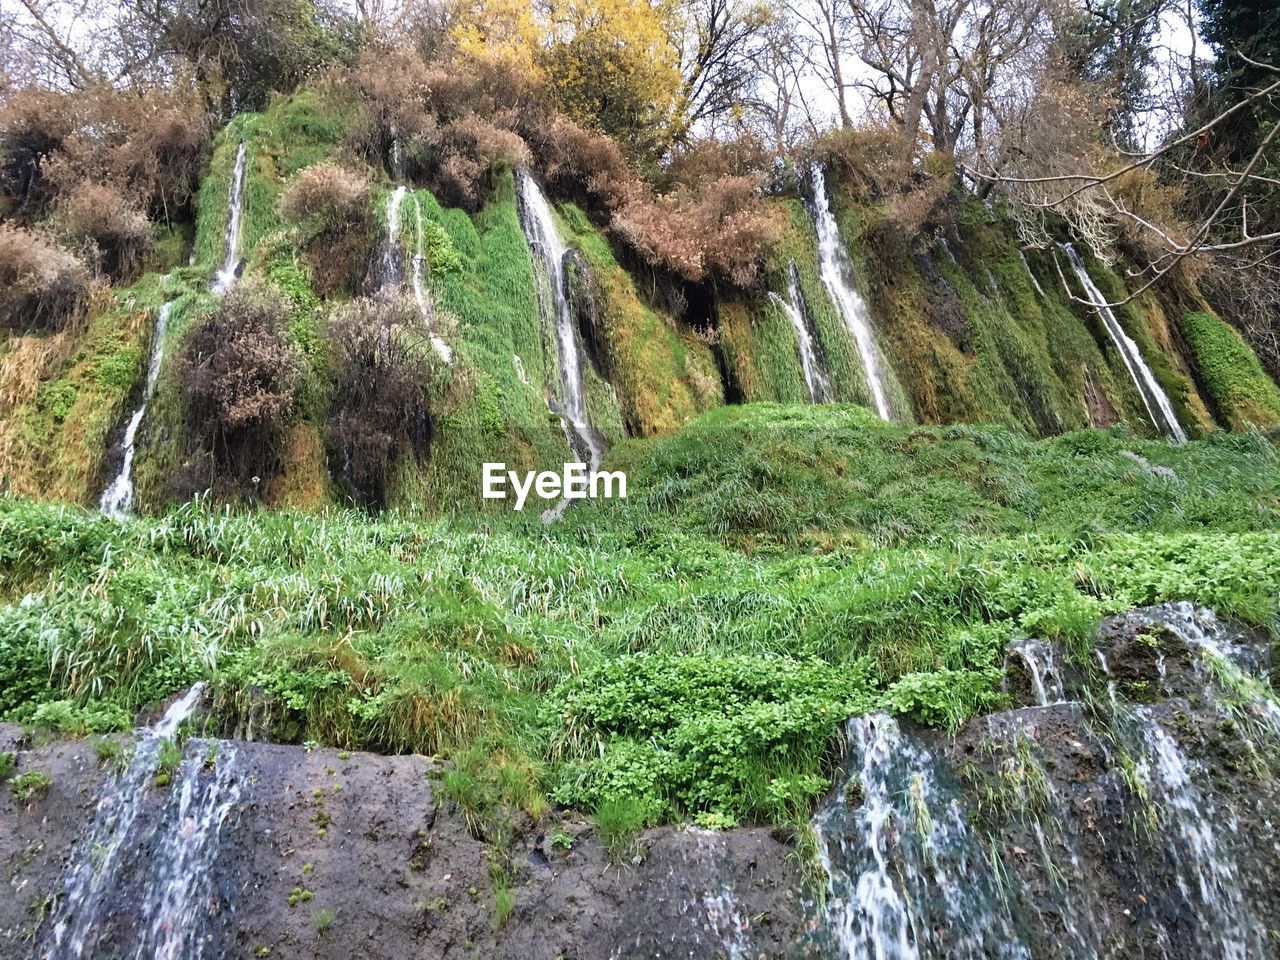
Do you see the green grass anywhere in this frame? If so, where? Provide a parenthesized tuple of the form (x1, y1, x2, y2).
(1180, 310, 1280, 431)
(9, 770, 52, 802)
(0, 404, 1276, 826)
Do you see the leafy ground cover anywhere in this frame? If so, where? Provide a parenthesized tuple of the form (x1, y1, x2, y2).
(1, 404, 1276, 831)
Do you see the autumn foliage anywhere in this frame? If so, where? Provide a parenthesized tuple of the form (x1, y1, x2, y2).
(0, 224, 92, 332)
(177, 283, 302, 497)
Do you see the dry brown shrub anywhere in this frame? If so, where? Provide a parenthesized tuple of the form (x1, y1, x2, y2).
(41, 85, 211, 217)
(0, 87, 78, 216)
(433, 113, 530, 209)
(326, 296, 434, 507)
(662, 136, 774, 191)
(177, 283, 302, 495)
(525, 114, 640, 211)
(0, 224, 92, 332)
(278, 162, 371, 234)
(613, 175, 782, 288)
(61, 183, 153, 279)
(815, 125, 908, 200)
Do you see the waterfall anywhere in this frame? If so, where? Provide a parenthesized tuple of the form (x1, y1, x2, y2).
(99, 294, 172, 516)
(1018, 250, 1045, 297)
(809, 166, 893, 420)
(380, 187, 453, 364)
(1004, 636, 1065, 707)
(1117, 706, 1262, 960)
(769, 261, 832, 403)
(211, 141, 248, 295)
(515, 169, 603, 471)
(48, 684, 243, 960)
(814, 713, 1028, 959)
(382, 184, 407, 287)
(938, 235, 958, 266)
(1059, 243, 1187, 441)
(412, 197, 454, 364)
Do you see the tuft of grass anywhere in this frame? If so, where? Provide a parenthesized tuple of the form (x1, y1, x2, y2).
(593, 796, 655, 861)
(313, 907, 336, 936)
(10, 770, 52, 802)
(153, 738, 183, 787)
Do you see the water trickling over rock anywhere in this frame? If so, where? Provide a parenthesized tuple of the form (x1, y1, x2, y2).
(810, 166, 894, 419)
(1005, 636, 1066, 707)
(1018, 250, 1045, 297)
(46, 684, 243, 960)
(769, 260, 832, 403)
(379, 186, 453, 364)
(515, 169, 604, 472)
(814, 713, 1029, 959)
(211, 142, 248, 295)
(1059, 243, 1187, 441)
(99, 294, 172, 516)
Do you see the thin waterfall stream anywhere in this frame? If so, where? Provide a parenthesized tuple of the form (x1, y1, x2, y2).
(382, 184, 453, 363)
(1059, 243, 1187, 441)
(99, 286, 173, 516)
(514, 168, 604, 472)
(211, 141, 248, 295)
(809, 166, 894, 419)
(769, 260, 832, 403)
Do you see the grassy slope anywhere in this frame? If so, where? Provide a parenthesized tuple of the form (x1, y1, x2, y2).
(1179, 310, 1280, 430)
(2, 404, 1276, 829)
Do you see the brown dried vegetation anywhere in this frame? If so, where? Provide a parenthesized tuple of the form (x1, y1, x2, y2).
(175, 283, 302, 499)
(0, 224, 93, 332)
(326, 296, 435, 508)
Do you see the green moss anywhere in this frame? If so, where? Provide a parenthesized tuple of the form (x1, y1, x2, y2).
(1180, 310, 1280, 430)
(560, 201, 721, 436)
(1, 273, 175, 505)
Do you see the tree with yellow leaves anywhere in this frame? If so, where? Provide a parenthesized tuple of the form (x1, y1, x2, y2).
(541, 0, 685, 163)
(452, 0, 546, 80)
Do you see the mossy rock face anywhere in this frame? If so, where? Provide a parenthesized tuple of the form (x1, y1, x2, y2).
(1180, 310, 1280, 432)
(7, 86, 1278, 516)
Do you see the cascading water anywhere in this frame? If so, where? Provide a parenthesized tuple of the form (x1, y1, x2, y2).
(809, 166, 894, 420)
(769, 260, 832, 403)
(1018, 250, 1045, 297)
(1116, 705, 1262, 960)
(382, 184, 407, 287)
(1004, 636, 1065, 707)
(47, 684, 243, 960)
(515, 168, 603, 471)
(211, 141, 248, 295)
(380, 187, 453, 363)
(814, 713, 1028, 959)
(99, 291, 173, 516)
(412, 197, 454, 363)
(1059, 243, 1187, 441)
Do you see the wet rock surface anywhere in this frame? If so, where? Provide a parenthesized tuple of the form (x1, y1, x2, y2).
(4, 602, 1280, 959)
(1, 726, 803, 959)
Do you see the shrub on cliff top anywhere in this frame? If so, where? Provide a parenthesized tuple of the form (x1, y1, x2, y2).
(60, 183, 153, 280)
(278, 162, 371, 236)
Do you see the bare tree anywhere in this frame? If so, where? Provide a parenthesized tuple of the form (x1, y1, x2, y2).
(967, 56, 1280, 307)
(677, 0, 774, 136)
(787, 0, 855, 127)
(743, 9, 814, 148)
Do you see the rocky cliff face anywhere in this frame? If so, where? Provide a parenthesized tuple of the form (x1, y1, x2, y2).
(3, 603, 1278, 959)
